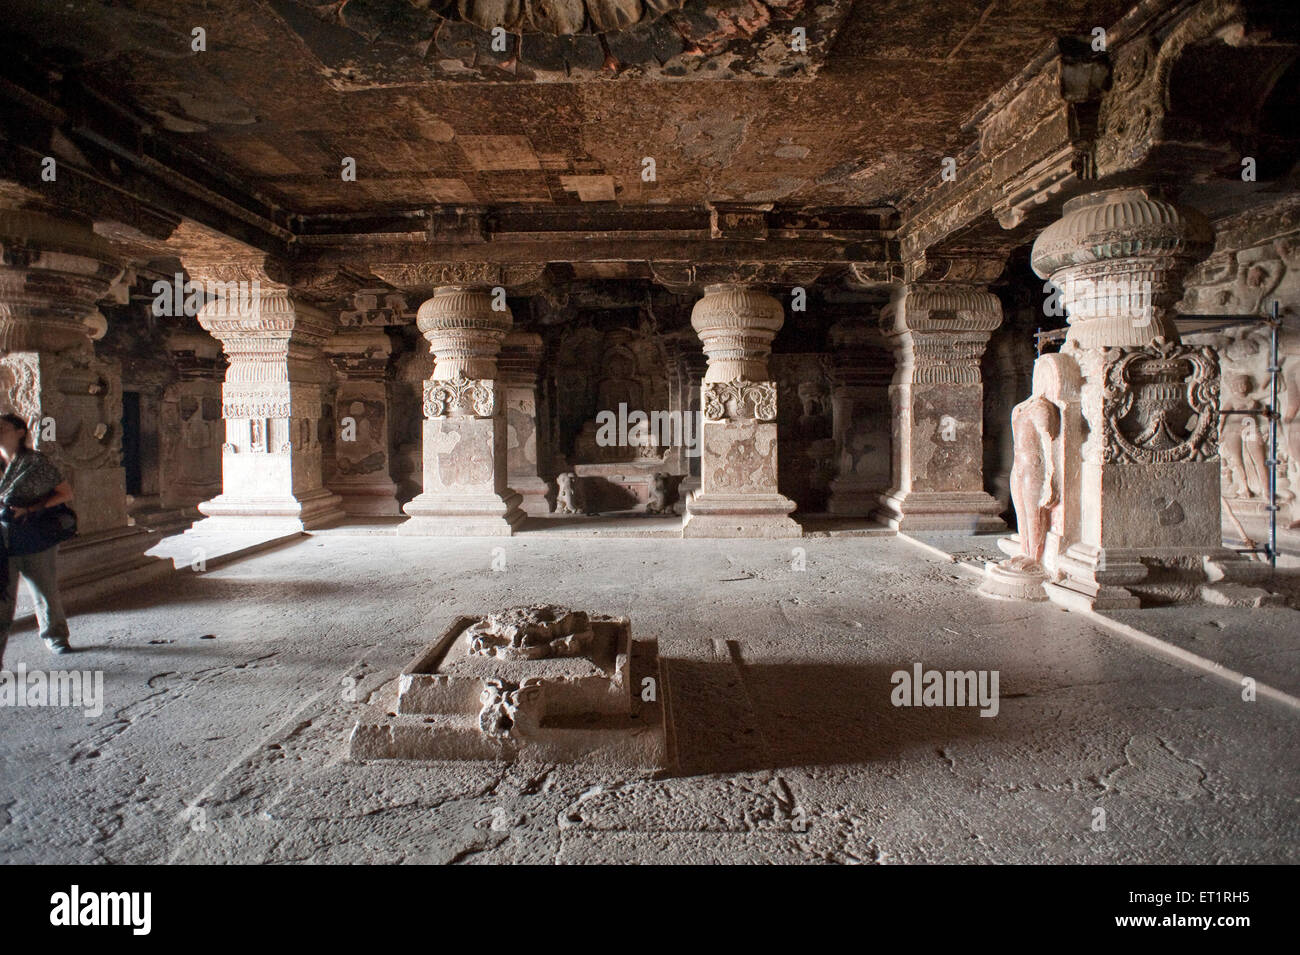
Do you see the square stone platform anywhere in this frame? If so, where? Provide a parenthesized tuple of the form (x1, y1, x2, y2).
(350, 607, 670, 770)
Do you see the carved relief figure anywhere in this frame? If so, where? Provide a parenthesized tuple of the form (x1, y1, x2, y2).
(1216, 374, 1258, 496)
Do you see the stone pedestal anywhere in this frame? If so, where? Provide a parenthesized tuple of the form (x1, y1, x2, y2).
(499, 331, 551, 516)
(193, 280, 346, 531)
(874, 284, 1005, 532)
(324, 328, 400, 516)
(1015, 186, 1270, 609)
(350, 605, 667, 769)
(0, 207, 168, 594)
(401, 287, 525, 536)
(682, 285, 799, 538)
(826, 319, 893, 516)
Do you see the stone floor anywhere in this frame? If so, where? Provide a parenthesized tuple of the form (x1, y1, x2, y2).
(1, 532, 1297, 864)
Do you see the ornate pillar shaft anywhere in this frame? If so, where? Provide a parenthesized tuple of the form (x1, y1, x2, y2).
(400, 286, 524, 535)
(874, 283, 1005, 531)
(682, 284, 799, 538)
(826, 319, 894, 516)
(324, 327, 399, 516)
(498, 330, 550, 516)
(1003, 186, 1264, 610)
(0, 206, 166, 590)
(194, 281, 345, 530)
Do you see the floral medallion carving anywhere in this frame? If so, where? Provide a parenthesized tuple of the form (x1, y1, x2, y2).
(424, 377, 497, 418)
(702, 381, 778, 422)
(1101, 340, 1219, 465)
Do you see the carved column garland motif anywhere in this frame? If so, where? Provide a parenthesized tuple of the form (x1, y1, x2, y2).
(701, 381, 777, 421)
(423, 377, 497, 418)
(1100, 340, 1220, 466)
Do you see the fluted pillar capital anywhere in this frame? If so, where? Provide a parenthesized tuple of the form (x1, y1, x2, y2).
(0, 208, 122, 353)
(1032, 187, 1213, 349)
(689, 283, 785, 383)
(416, 286, 513, 381)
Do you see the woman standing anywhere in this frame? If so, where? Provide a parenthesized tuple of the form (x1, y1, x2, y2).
(0, 413, 75, 665)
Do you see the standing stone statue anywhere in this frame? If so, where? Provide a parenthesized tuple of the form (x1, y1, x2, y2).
(1009, 392, 1060, 564)
(981, 356, 1070, 602)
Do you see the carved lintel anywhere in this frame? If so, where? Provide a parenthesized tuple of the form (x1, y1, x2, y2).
(371, 262, 545, 292)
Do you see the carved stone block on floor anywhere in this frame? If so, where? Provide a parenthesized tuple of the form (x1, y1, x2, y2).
(350, 605, 670, 770)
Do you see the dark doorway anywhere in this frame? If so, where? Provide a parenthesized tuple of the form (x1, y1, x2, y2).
(121, 390, 142, 496)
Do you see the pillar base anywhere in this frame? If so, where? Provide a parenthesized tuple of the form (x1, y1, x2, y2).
(197, 486, 346, 531)
(1044, 542, 1275, 611)
(682, 492, 801, 538)
(400, 491, 526, 536)
(874, 490, 1006, 533)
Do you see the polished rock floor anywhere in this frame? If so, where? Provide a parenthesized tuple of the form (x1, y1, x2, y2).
(1, 533, 1296, 864)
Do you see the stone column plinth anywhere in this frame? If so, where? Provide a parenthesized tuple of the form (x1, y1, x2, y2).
(1023, 186, 1265, 609)
(0, 207, 168, 594)
(874, 284, 1005, 531)
(160, 329, 224, 510)
(498, 330, 551, 517)
(826, 320, 893, 516)
(195, 284, 346, 531)
(400, 286, 524, 536)
(324, 328, 399, 516)
(682, 284, 799, 538)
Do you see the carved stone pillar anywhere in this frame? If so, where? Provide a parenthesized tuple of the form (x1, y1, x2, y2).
(874, 284, 1005, 531)
(400, 286, 524, 535)
(1021, 186, 1264, 609)
(498, 330, 551, 516)
(160, 329, 224, 510)
(682, 284, 799, 538)
(194, 279, 346, 530)
(324, 327, 399, 516)
(0, 206, 166, 591)
(826, 319, 893, 516)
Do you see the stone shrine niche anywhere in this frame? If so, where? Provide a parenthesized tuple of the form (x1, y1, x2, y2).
(552, 320, 674, 513)
(771, 354, 834, 512)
